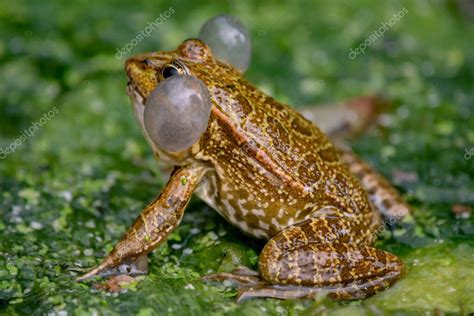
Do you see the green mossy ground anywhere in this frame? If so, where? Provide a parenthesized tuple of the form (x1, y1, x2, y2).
(1, 0, 473, 315)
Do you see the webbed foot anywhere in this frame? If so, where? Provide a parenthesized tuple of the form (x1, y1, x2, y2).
(202, 265, 262, 287)
(202, 266, 323, 302)
(236, 284, 322, 302)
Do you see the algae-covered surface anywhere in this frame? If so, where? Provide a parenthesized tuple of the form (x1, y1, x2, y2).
(1, 0, 473, 315)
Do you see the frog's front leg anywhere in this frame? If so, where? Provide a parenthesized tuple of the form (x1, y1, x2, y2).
(76, 165, 207, 281)
(206, 217, 404, 302)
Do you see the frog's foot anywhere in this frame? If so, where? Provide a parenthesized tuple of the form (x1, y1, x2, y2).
(204, 264, 402, 303)
(236, 284, 321, 302)
(202, 266, 263, 287)
(201, 266, 306, 302)
(203, 268, 322, 302)
(257, 218, 405, 301)
(75, 254, 148, 281)
(236, 270, 403, 302)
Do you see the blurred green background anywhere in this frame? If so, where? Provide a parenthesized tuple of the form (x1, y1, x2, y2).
(0, 0, 473, 315)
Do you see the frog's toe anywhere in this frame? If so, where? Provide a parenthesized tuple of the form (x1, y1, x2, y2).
(76, 254, 148, 281)
(237, 284, 321, 303)
(229, 265, 259, 277)
(202, 266, 262, 287)
(203, 268, 324, 303)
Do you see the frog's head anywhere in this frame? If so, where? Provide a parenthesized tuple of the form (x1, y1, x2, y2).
(126, 38, 242, 165)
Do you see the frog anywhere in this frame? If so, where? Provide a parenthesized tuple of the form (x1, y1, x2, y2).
(76, 38, 410, 301)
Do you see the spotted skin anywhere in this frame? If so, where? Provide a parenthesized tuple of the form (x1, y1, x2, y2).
(338, 148, 410, 222)
(258, 220, 403, 300)
(301, 98, 410, 223)
(77, 39, 407, 301)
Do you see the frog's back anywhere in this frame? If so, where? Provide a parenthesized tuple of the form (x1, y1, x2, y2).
(191, 63, 373, 239)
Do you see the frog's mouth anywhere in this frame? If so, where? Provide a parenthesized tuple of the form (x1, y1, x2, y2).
(127, 82, 146, 126)
(127, 82, 168, 162)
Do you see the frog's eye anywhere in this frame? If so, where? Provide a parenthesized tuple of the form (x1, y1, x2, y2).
(160, 62, 185, 79)
(161, 65, 180, 79)
(144, 75, 212, 153)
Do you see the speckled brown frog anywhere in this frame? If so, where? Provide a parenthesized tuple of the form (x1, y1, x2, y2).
(77, 39, 410, 301)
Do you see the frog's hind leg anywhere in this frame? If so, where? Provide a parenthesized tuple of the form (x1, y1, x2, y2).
(205, 217, 404, 302)
(338, 147, 410, 222)
(252, 218, 404, 301)
(257, 237, 403, 301)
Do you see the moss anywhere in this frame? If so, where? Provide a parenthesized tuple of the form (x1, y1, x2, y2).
(0, 0, 473, 314)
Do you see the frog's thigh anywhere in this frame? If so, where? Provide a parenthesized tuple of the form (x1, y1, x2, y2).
(338, 148, 410, 222)
(258, 220, 404, 300)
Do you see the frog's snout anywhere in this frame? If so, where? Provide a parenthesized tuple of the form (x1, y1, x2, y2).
(125, 57, 160, 100)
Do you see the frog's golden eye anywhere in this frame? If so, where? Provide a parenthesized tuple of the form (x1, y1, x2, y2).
(160, 62, 185, 79)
